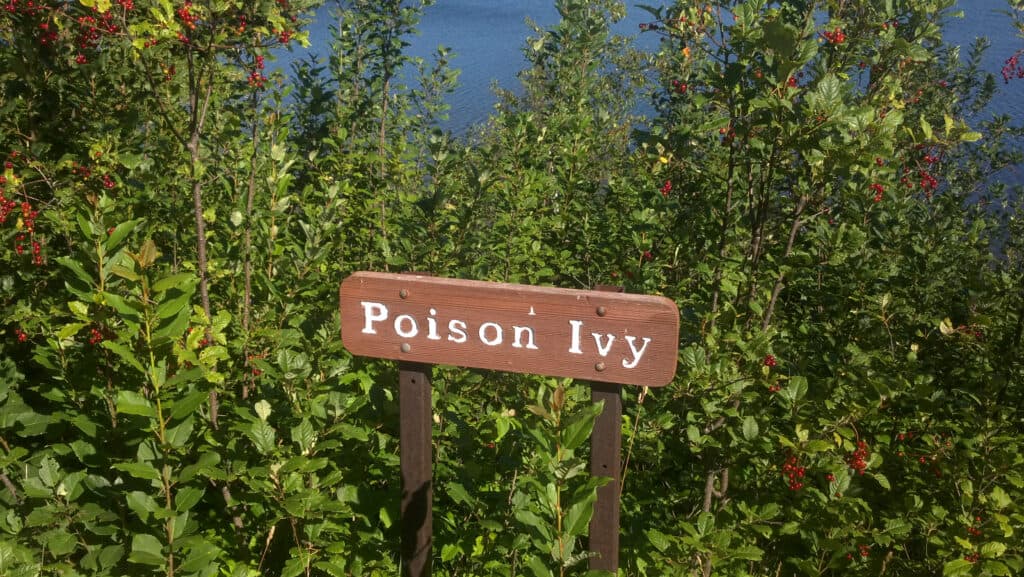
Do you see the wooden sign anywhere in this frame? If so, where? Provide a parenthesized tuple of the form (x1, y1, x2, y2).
(339, 272, 679, 386)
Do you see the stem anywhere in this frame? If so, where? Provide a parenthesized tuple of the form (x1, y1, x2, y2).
(0, 472, 18, 503)
(242, 84, 260, 399)
(145, 280, 174, 577)
(186, 50, 217, 429)
(762, 195, 809, 330)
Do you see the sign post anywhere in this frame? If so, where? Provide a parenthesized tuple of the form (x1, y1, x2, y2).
(399, 361, 432, 577)
(340, 272, 679, 575)
(588, 285, 624, 572)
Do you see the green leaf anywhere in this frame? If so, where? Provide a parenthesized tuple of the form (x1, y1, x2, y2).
(981, 542, 1007, 558)
(116, 390, 154, 418)
(176, 487, 205, 512)
(988, 486, 1011, 510)
(563, 491, 597, 537)
(873, 472, 891, 490)
(104, 219, 142, 252)
(58, 322, 87, 340)
(249, 421, 276, 454)
(126, 490, 159, 523)
(102, 291, 142, 318)
(102, 341, 147, 375)
(525, 555, 552, 577)
(156, 290, 194, 320)
(113, 462, 161, 481)
(982, 560, 1011, 576)
(960, 131, 983, 142)
(170, 390, 208, 420)
(562, 401, 602, 451)
(291, 419, 316, 453)
(254, 399, 272, 422)
(447, 482, 473, 506)
(166, 416, 194, 449)
(515, 509, 552, 541)
(68, 301, 90, 319)
(728, 545, 764, 561)
(942, 559, 973, 577)
(920, 116, 933, 140)
(56, 256, 94, 286)
(646, 529, 671, 553)
(697, 512, 714, 536)
(98, 545, 125, 570)
(742, 416, 759, 441)
(178, 539, 220, 573)
(38, 457, 60, 488)
(129, 534, 165, 566)
(152, 272, 196, 293)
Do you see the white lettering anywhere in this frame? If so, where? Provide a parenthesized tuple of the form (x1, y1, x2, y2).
(592, 333, 616, 357)
(394, 314, 419, 338)
(361, 301, 389, 334)
(426, 308, 441, 340)
(622, 336, 652, 369)
(448, 319, 467, 343)
(512, 326, 538, 350)
(479, 322, 503, 346)
(568, 320, 584, 354)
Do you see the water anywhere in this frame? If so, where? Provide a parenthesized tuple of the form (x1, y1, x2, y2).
(279, 1, 1022, 190)
(282, 1, 1021, 130)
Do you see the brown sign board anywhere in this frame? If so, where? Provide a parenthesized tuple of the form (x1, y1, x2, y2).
(339, 272, 679, 386)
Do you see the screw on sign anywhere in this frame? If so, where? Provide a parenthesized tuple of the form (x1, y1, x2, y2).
(339, 272, 680, 575)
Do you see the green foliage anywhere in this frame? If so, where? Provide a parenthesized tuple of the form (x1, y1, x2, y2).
(1, 0, 1022, 576)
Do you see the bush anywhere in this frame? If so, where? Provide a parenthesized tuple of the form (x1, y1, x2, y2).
(1, 0, 1021, 575)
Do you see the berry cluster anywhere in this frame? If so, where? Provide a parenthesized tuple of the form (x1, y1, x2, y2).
(967, 515, 983, 537)
(670, 79, 688, 94)
(37, 21, 58, 47)
(176, 2, 198, 30)
(0, 192, 17, 224)
(88, 327, 103, 345)
(14, 328, 28, 342)
(247, 352, 265, 376)
(847, 440, 869, 475)
(1002, 49, 1024, 83)
(248, 54, 266, 89)
(763, 354, 776, 367)
(918, 170, 938, 193)
(71, 162, 92, 180)
(660, 180, 672, 196)
(781, 454, 805, 491)
(821, 27, 845, 44)
(846, 544, 871, 560)
(869, 183, 884, 203)
(74, 9, 121, 65)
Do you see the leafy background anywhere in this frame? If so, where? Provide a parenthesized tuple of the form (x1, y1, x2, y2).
(1, 0, 1023, 576)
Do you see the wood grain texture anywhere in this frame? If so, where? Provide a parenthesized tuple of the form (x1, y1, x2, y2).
(399, 362, 432, 577)
(340, 272, 679, 386)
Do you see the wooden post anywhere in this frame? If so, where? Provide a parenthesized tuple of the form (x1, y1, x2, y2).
(589, 285, 623, 572)
(399, 361, 432, 577)
(589, 382, 623, 572)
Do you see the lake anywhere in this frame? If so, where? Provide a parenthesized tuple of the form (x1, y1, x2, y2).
(279, 1, 1022, 188)
(283, 1, 1021, 130)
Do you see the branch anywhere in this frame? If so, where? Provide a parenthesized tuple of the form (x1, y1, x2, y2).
(762, 195, 808, 330)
